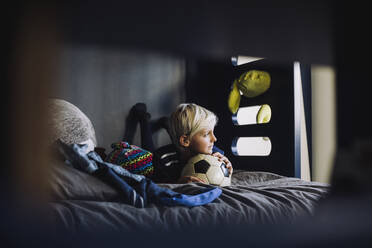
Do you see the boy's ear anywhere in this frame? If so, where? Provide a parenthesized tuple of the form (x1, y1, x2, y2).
(179, 135, 190, 148)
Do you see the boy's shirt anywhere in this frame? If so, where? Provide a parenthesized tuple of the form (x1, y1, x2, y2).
(152, 144, 224, 183)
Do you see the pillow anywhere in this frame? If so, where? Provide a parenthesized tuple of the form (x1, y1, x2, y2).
(47, 98, 97, 147)
(49, 158, 122, 202)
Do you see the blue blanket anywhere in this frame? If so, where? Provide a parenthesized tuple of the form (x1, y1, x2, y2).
(55, 140, 222, 208)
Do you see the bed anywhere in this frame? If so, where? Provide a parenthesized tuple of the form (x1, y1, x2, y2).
(50, 160, 328, 232)
(47, 99, 329, 232)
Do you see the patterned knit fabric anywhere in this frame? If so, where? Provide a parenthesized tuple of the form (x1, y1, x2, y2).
(105, 141, 154, 177)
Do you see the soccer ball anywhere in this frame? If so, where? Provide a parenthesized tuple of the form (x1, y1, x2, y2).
(181, 154, 231, 187)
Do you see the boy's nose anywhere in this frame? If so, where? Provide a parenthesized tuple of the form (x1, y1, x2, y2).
(211, 133, 217, 142)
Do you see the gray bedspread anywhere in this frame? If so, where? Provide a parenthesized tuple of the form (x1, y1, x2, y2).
(49, 161, 329, 232)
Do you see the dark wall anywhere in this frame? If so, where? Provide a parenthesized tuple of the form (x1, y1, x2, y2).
(333, 2, 372, 149)
(59, 0, 333, 65)
(329, 1, 372, 197)
(53, 45, 186, 151)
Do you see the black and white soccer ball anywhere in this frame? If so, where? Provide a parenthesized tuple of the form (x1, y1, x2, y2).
(181, 154, 231, 186)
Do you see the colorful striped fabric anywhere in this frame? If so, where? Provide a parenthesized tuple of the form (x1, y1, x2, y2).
(105, 141, 154, 177)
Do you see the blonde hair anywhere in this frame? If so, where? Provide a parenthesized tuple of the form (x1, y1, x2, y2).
(169, 103, 218, 150)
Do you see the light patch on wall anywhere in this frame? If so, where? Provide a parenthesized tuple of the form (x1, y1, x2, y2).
(232, 105, 271, 125)
(231, 55, 264, 66)
(232, 137, 272, 156)
(311, 65, 336, 183)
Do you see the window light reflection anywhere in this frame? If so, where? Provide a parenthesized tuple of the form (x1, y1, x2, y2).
(232, 137, 272, 156)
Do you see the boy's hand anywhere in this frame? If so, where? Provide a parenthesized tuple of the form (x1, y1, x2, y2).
(212, 152, 233, 175)
(177, 176, 206, 184)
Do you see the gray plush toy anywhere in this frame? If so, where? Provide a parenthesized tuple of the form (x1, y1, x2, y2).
(47, 98, 97, 152)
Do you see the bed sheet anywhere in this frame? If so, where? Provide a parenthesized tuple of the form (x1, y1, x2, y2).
(49, 162, 329, 232)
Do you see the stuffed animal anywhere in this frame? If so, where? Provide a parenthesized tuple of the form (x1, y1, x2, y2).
(105, 141, 154, 177)
(256, 104, 271, 124)
(228, 70, 271, 114)
(47, 98, 97, 148)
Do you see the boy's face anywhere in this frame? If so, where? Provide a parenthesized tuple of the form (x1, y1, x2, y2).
(189, 126, 217, 155)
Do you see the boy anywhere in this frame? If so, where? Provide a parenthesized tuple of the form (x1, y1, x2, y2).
(154, 103, 233, 183)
